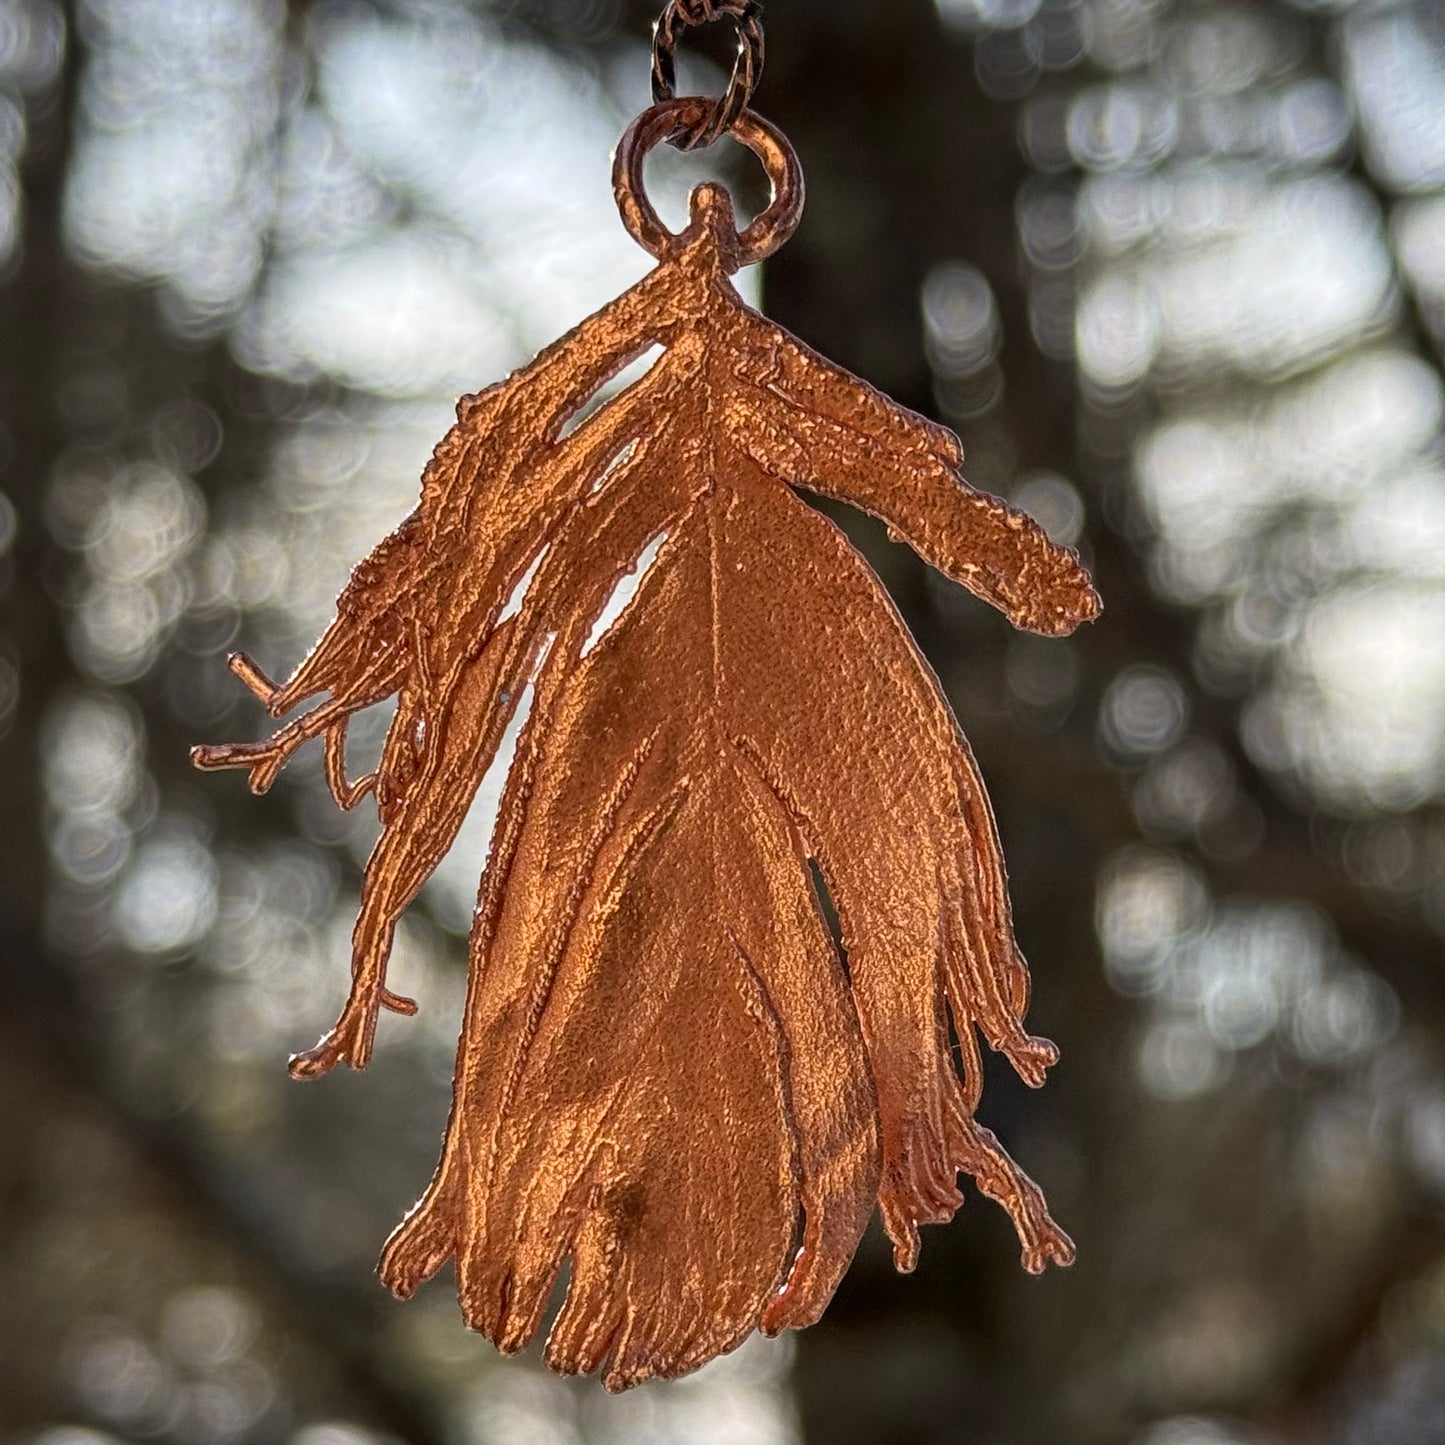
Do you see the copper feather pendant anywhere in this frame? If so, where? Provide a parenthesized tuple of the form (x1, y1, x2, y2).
(193, 95, 1099, 1389)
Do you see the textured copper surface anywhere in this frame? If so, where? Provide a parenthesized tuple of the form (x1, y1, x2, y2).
(193, 103, 1100, 1389)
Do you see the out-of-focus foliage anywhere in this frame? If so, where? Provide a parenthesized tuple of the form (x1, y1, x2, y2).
(5, 0, 1445, 1442)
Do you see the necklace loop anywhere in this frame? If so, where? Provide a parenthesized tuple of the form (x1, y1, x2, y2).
(650, 0, 765, 152)
(613, 97, 803, 270)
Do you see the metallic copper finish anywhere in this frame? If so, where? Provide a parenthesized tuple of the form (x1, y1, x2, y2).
(650, 0, 763, 150)
(615, 99, 802, 267)
(192, 117, 1099, 1389)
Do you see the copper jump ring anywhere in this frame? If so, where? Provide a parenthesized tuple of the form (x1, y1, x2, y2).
(650, 0, 765, 151)
(613, 96, 803, 268)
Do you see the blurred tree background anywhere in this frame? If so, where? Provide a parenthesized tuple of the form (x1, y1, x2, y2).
(3, 0, 1445, 1441)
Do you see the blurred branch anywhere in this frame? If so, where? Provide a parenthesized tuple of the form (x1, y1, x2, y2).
(0, 4, 444, 1436)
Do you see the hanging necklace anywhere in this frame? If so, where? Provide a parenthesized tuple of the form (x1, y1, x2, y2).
(194, 0, 1098, 1390)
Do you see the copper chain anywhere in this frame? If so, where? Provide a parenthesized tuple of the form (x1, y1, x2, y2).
(650, 0, 765, 151)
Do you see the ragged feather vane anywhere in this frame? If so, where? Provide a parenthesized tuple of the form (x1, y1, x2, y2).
(194, 166, 1100, 1388)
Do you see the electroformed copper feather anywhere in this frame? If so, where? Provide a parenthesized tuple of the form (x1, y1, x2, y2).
(192, 96, 1100, 1389)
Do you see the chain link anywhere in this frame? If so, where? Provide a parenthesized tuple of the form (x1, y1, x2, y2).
(650, 0, 764, 151)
